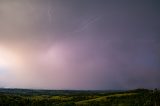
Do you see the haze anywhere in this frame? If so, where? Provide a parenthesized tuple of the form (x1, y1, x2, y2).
(0, 0, 160, 90)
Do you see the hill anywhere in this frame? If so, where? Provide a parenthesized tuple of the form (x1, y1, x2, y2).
(0, 88, 159, 106)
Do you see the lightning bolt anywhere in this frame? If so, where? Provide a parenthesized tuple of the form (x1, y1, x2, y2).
(73, 16, 102, 33)
(47, 2, 52, 24)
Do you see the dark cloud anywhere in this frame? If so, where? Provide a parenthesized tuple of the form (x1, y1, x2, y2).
(0, 0, 160, 89)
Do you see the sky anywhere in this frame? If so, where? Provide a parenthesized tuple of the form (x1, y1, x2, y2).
(0, 0, 160, 90)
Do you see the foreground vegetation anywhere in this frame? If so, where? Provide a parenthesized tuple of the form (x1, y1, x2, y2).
(0, 88, 159, 106)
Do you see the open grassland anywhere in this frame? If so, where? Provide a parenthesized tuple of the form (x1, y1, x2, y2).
(76, 93, 137, 105)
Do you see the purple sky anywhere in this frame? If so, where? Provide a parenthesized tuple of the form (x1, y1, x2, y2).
(0, 0, 160, 90)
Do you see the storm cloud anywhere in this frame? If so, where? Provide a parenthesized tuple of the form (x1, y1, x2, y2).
(0, 0, 160, 90)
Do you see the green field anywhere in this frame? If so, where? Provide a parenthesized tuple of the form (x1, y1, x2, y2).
(0, 88, 160, 106)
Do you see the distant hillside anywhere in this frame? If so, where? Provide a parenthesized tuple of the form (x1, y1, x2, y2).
(0, 88, 159, 106)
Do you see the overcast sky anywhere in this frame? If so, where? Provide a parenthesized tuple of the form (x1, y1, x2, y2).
(0, 0, 160, 90)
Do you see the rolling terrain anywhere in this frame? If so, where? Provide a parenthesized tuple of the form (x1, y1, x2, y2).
(0, 88, 160, 106)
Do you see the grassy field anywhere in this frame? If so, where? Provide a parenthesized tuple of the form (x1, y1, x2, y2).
(76, 93, 137, 105)
(0, 88, 160, 106)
